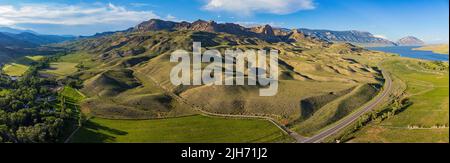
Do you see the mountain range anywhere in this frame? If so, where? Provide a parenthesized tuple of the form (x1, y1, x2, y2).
(0, 30, 74, 63)
(0, 20, 426, 49)
(0, 19, 425, 63)
(128, 19, 425, 47)
(297, 29, 425, 47)
(130, 19, 315, 43)
(0, 27, 37, 34)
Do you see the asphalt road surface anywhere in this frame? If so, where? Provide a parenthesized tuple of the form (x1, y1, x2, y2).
(301, 69, 392, 143)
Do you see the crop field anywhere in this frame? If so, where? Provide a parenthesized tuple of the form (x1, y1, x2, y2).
(352, 58, 449, 143)
(71, 115, 293, 143)
(59, 52, 98, 68)
(2, 63, 29, 76)
(1, 55, 47, 77)
(0, 89, 11, 96)
(61, 86, 86, 102)
(25, 55, 45, 61)
(41, 62, 78, 76)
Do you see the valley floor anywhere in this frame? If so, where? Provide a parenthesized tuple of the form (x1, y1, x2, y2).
(71, 115, 293, 143)
(350, 58, 449, 143)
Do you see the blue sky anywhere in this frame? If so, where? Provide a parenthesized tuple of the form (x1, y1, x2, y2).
(0, 0, 448, 43)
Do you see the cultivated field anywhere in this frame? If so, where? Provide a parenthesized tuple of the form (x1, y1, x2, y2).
(71, 115, 293, 143)
(1, 55, 45, 77)
(41, 62, 78, 76)
(58, 52, 98, 68)
(2, 63, 29, 76)
(25, 55, 45, 61)
(61, 86, 86, 102)
(0, 89, 11, 96)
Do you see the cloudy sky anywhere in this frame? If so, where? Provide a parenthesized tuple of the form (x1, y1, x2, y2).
(0, 0, 448, 43)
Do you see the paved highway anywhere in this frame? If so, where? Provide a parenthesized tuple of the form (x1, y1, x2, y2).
(301, 69, 392, 143)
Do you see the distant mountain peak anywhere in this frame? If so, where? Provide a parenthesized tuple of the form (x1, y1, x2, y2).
(0, 27, 37, 35)
(132, 19, 285, 42)
(297, 28, 397, 47)
(250, 24, 275, 36)
(190, 19, 218, 32)
(135, 19, 177, 31)
(287, 29, 308, 42)
(397, 36, 425, 46)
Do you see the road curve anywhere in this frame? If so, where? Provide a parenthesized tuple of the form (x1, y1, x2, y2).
(301, 68, 392, 143)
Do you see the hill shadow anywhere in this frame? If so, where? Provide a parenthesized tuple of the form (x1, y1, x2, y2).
(72, 120, 128, 143)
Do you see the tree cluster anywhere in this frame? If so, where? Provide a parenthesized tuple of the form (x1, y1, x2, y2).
(0, 60, 73, 143)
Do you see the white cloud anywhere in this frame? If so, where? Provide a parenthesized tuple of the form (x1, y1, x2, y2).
(166, 14, 177, 21)
(373, 34, 388, 39)
(234, 21, 285, 28)
(203, 0, 315, 16)
(0, 3, 160, 26)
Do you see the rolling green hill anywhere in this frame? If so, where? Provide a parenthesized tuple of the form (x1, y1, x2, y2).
(49, 19, 449, 143)
(51, 20, 390, 142)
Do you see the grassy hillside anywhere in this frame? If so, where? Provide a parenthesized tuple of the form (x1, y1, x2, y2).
(61, 86, 86, 102)
(58, 27, 386, 142)
(413, 44, 449, 55)
(351, 59, 449, 143)
(290, 84, 379, 136)
(71, 115, 293, 143)
(82, 69, 141, 97)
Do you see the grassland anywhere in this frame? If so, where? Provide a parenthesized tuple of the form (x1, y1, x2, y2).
(0, 89, 11, 96)
(2, 63, 29, 76)
(59, 52, 97, 68)
(413, 44, 448, 55)
(413, 44, 449, 55)
(1, 55, 46, 77)
(58, 86, 86, 143)
(71, 115, 293, 143)
(41, 62, 78, 77)
(290, 84, 379, 136)
(61, 86, 86, 102)
(25, 55, 45, 61)
(351, 58, 449, 143)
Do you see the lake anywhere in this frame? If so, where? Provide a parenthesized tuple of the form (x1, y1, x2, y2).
(367, 46, 449, 61)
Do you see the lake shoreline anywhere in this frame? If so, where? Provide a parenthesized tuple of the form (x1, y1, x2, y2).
(367, 46, 449, 62)
(412, 44, 449, 55)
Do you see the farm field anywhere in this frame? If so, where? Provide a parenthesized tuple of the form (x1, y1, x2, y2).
(2, 63, 29, 76)
(1, 55, 45, 77)
(58, 52, 98, 68)
(61, 86, 86, 102)
(351, 58, 449, 143)
(0, 89, 11, 96)
(41, 62, 78, 76)
(71, 115, 293, 143)
(25, 55, 45, 61)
